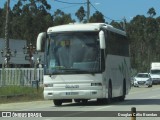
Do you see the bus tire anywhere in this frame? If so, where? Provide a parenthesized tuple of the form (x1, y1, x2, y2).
(148, 85, 152, 87)
(53, 100, 62, 106)
(119, 80, 126, 101)
(107, 81, 112, 104)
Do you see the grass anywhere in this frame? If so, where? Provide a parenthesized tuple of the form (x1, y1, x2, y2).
(0, 86, 44, 104)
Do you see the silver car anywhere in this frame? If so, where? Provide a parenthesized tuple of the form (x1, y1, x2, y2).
(134, 73, 152, 87)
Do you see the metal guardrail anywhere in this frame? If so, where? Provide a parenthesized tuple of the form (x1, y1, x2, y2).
(0, 68, 43, 86)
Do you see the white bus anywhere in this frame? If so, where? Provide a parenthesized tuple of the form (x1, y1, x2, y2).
(36, 23, 131, 106)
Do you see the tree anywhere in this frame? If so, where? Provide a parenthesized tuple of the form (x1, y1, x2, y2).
(127, 13, 159, 72)
(89, 11, 105, 23)
(127, 15, 147, 71)
(110, 20, 124, 30)
(147, 7, 156, 17)
(53, 9, 75, 26)
(75, 6, 86, 22)
(9, 0, 53, 44)
(0, 7, 6, 38)
(155, 17, 160, 60)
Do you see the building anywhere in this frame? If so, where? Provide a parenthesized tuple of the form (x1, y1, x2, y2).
(0, 38, 44, 68)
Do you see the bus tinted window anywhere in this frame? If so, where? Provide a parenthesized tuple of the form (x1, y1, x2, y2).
(106, 31, 129, 57)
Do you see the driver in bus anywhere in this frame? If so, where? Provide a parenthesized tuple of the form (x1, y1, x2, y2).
(57, 40, 72, 68)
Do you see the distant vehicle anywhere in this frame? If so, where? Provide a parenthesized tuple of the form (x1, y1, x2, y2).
(134, 73, 152, 87)
(150, 62, 160, 84)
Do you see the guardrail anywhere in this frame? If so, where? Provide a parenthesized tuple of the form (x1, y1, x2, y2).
(0, 68, 43, 86)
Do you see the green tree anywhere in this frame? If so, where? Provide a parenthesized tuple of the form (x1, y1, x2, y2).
(10, 0, 52, 44)
(0, 7, 6, 38)
(110, 20, 124, 30)
(155, 17, 160, 61)
(147, 7, 156, 17)
(53, 9, 75, 26)
(89, 11, 105, 23)
(127, 15, 147, 71)
(127, 12, 159, 72)
(75, 6, 86, 22)
(145, 17, 158, 63)
(11, 0, 23, 39)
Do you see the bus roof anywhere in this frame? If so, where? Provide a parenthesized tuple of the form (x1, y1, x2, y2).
(47, 23, 126, 36)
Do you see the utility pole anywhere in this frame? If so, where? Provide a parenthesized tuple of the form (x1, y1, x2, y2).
(1, 0, 17, 68)
(5, 0, 10, 67)
(87, 0, 90, 22)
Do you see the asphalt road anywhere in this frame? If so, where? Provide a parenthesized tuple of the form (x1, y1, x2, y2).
(0, 85, 160, 120)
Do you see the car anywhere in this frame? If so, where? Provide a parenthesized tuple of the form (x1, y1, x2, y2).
(134, 73, 152, 87)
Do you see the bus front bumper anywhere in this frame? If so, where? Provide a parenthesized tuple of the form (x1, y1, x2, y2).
(44, 90, 103, 100)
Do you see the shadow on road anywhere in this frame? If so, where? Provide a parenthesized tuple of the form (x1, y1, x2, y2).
(121, 99, 160, 105)
(53, 98, 160, 107)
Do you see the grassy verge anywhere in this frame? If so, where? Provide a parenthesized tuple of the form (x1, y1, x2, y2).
(0, 86, 44, 104)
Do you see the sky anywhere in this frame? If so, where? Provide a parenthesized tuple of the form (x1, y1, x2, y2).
(0, 0, 160, 22)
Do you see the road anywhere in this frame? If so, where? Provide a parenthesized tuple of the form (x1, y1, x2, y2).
(0, 85, 160, 120)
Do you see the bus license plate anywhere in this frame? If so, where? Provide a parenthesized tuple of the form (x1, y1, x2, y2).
(66, 92, 78, 95)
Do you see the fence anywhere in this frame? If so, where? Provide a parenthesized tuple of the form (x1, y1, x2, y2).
(0, 68, 43, 86)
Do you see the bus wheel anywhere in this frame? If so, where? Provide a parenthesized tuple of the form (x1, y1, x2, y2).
(148, 85, 152, 87)
(119, 81, 126, 101)
(107, 83, 112, 104)
(53, 100, 62, 106)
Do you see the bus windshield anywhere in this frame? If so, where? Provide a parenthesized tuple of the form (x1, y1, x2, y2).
(45, 32, 100, 74)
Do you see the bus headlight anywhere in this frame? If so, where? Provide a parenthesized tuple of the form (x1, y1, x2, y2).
(91, 83, 102, 86)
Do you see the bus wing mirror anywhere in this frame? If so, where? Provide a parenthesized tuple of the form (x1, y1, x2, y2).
(36, 32, 46, 51)
(99, 30, 106, 49)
